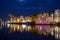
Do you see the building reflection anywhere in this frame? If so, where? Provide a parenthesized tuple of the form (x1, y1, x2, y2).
(6, 24, 60, 39)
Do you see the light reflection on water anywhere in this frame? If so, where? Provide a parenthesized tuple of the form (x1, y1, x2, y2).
(0, 24, 56, 34)
(0, 26, 55, 40)
(0, 24, 60, 40)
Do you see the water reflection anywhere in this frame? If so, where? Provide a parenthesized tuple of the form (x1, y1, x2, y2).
(0, 24, 57, 39)
(3, 24, 58, 35)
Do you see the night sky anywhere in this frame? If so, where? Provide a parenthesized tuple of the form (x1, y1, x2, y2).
(0, 0, 60, 19)
(0, 0, 60, 40)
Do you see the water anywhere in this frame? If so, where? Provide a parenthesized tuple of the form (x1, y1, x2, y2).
(0, 26, 55, 40)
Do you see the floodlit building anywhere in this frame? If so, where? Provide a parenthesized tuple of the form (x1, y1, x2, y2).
(54, 9, 60, 23)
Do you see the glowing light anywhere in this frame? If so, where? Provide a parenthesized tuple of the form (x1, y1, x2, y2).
(27, 19, 32, 22)
(17, 25, 20, 30)
(40, 26, 42, 30)
(28, 26, 31, 31)
(22, 18, 27, 23)
(14, 27, 16, 32)
(55, 27, 58, 32)
(7, 24, 10, 28)
(22, 24, 27, 30)
(22, 20, 26, 23)
(17, 19, 20, 22)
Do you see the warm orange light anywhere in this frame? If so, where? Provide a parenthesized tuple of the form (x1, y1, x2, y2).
(17, 25, 20, 30)
(17, 18, 20, 22)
